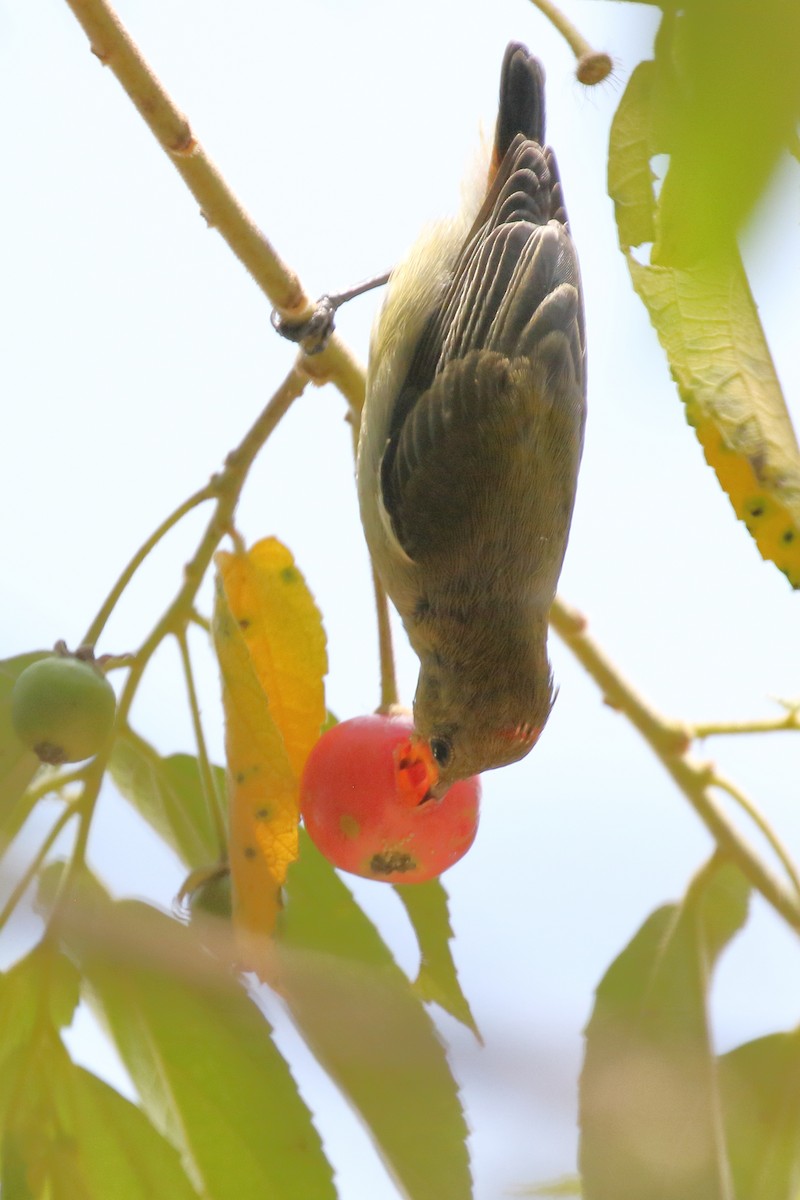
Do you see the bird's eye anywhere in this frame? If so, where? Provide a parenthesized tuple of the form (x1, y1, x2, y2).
(430, 737, 452, 768)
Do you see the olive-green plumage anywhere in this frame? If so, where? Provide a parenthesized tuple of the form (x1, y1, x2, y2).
(357, 43, 586, 792)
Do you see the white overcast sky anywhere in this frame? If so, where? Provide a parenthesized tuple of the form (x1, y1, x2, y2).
(2, 1, 800, 1196)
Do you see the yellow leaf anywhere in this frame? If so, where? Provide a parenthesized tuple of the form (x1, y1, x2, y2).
(212, 540, 327, 968)
(216, 538, 327, 777)
(628, 255, 800, 588)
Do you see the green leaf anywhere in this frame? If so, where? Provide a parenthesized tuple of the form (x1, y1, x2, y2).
(59, 874, 335, 1200)
(280, 831, 472, 1200)
(607, 60, 657, 249)
(608, 46, 800, 588)
(394, 879, 480, 1039)
(0, 943, 80, 1052)
(0, 945, 197, 1200)
(109, 726, 221, 867)
(650, 0, 800, 266)
(579, 858, 749, 1200)
(0, 653, 46, 837)
(46, 1059, 202, 1200)
(719, 1030, 800, 1200)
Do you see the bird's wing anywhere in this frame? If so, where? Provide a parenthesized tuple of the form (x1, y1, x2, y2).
(381, 136, 586, 562)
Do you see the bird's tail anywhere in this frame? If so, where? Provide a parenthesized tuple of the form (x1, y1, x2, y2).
(491, 43, 546, 178)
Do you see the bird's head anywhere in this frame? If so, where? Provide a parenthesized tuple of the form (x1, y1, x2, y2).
(395, 655, 554, 800)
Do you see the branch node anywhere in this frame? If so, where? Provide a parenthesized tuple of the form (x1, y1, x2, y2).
(168, 122, 197, 156)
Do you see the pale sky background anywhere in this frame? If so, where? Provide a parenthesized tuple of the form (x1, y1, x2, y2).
(2, 1, 800, 1197)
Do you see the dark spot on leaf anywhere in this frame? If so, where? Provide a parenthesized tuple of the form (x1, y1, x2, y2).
(235, 772, 246, 784)
(244, 846, 257, 860)
(782, 530, 795, 544)
(280, 566, 298, 584)
(413, 597, 430, 621)
(255, 807, 270, 820)
(747, 502, 765, 518)
(239, 618, 251, 630)
(370, 850, 417, 875)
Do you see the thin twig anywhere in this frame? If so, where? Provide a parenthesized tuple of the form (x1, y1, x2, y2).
(52, 368, 308, 915)
(693, 710, 800, 739)
(711, 771, 800, 902)
(82, 485, 214, 648)
(176, 628, 227, 858)
(550, 596, 800, 935)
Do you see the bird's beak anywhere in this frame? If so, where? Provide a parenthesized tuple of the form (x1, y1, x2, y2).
(393, 735, 439, 806)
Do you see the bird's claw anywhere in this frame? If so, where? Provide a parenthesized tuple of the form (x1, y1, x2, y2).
(270, 295, 337, 356)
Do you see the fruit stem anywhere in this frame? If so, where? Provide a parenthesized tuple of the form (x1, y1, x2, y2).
(345, 396, 400, 712)
(50, 368, 308, 918)
(550, 595, 800, 934)
(176, 627, 228, 858)
(526, 0, 612, 85)
(82, 484, 215, 649)
(373, 566, 399, 712)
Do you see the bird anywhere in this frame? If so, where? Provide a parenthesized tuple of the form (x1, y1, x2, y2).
(357, 42, 586, 798)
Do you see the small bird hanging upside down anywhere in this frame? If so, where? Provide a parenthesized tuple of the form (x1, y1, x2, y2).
(356, 42, 587, 799)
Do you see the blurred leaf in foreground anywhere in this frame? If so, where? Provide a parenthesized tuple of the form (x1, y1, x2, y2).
(0, 943, 200, 1199)
(579, 857, 749, 1200)
(280, 831, 473, 1200)
(56, 871, 336, 1200)
(719, 1029, 800, 1200)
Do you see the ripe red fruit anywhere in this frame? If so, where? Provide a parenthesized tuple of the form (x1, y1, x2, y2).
(300, 714, 480, 884)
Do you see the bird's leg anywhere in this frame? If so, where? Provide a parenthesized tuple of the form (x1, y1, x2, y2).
(271, 270, 391, 355)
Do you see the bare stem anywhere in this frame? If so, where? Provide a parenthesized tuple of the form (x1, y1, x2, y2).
(62, 0, 366, 414)
(550, 596, 800, 935)
(176, 628, 227, 858)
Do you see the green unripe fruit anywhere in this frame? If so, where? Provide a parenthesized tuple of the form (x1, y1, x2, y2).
(11, 655, 116, 764)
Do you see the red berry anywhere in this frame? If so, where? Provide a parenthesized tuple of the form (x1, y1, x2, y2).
(300, 714, 480, 884)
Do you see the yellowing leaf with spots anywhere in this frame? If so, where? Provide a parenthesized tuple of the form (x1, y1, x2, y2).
(213, 539, 327, 968)
(609, 60, 800, 588)
(217, 539, 327, 776)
